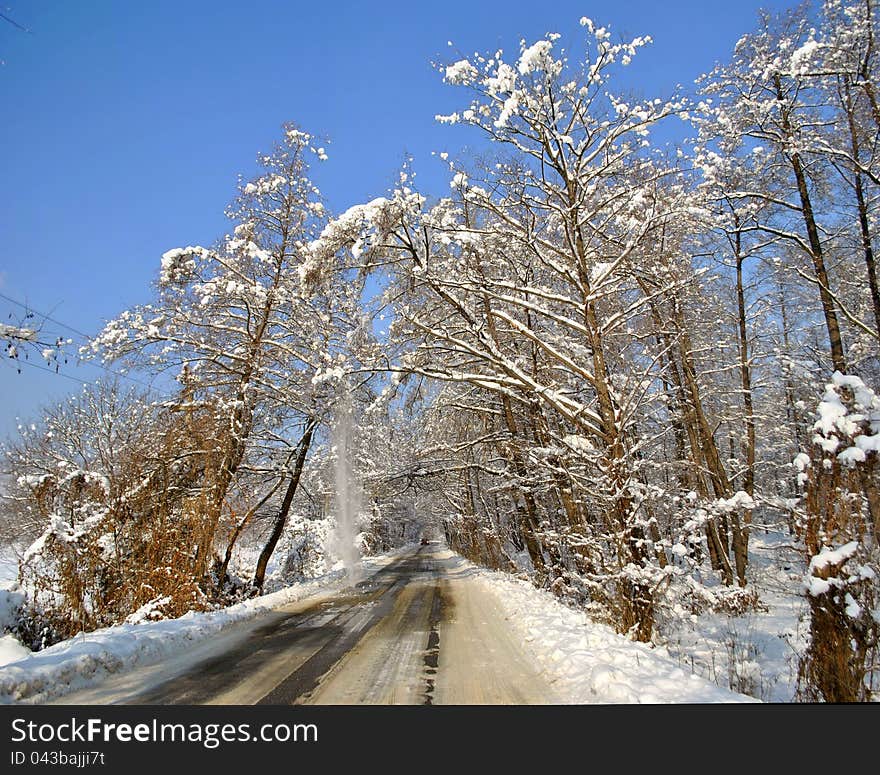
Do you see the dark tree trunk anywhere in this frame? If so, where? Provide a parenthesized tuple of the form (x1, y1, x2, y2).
(480, 293, 547, 575)
(252, 420, 316, 591)
(774, 74, 847, 373)
(733, 227, 754, 587)
(842, 77, 880, 337)
(217, 476, 285, 589)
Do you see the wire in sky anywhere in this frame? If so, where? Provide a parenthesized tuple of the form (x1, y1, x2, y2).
(0, 11, 31, 34)
(0, 291, 155, 390)
(5, 357, 92, 386)
(0, 291, 91, 340)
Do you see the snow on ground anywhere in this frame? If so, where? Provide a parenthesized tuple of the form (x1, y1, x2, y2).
(0, 547, 412, 705)
(653, 527, 808, 702)
(1, 539, 798, 705)
(472, 558, 754, 703)
(0, 544, 27, 669)
(0, 545, 18, 587)
(0, 633, 30, 668)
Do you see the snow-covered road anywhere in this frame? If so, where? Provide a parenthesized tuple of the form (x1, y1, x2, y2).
(40, 545, 747, 705)
(55, 546, 556, 705)
(305, 548, 559, 704)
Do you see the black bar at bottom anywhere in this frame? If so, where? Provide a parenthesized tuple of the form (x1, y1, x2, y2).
(0, 704, 874, 771)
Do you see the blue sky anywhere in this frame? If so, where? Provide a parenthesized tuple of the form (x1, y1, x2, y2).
(0, 0, 795, 436)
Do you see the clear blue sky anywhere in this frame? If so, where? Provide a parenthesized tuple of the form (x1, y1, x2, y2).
(0, 0, 795, 437)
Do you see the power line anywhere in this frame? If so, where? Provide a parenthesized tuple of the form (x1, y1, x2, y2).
(0, 291, 91, 340)
(0, 291, 155, 390)
(4, 357, 91, 386)
(0, 11, 31, 34)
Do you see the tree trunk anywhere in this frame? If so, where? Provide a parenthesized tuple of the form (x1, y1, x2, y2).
(643, 289, 735, 584)
(252, 421, 316, 591)
(479, 293, 547, 575)
(774, 74, 847, 373)
(856, 0, 880, 134)
(733, 229, 754, 586)
(842, 77, 880, 337)
(216, 474, 287, 589)
(673, 305, 736, 584)
(498, 397, 546, 575)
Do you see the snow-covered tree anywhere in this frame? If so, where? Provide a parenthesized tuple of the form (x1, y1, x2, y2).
(0, 382, 203, 644)
(793, 372, 880, 700)
(309, 21, 705, 639)
(88, 124, 366, 593)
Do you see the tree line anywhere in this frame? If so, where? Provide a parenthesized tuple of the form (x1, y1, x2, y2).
(2, 0, 879, 701)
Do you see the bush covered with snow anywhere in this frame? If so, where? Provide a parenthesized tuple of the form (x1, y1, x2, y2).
(794, 372, 880, 701)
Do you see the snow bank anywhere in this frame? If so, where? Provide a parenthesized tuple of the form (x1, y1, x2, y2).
(0, 549, 409, 705)
(0, 573, 341, 704)
(654, 529, 807, 702)
(0, 588, 23, 632)
(0, 635, 30, 667)
(477, 570, 755, 703)
(0, 545, 29, 668)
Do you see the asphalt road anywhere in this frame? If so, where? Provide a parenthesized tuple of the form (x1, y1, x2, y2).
(58, 546, 556, 705)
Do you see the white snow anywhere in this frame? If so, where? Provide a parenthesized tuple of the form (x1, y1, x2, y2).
(158, 246, 209, 284)
(844, 594, 862, 619)
(0, 636, 30, 668)
(494, 95, 520, 128)
(793, 452, 811, 471)
(589, 262, 613, 284)
(445, 59, 477, 84)
(475, 567, 754, 703)
(0, 324, 36, 341)
(714, 491, 756, 513)
(0, 545, 29, 669)
(809, 541, 859, 573)
(517, 39, 554, 75)
(0, 548, 410, 704)
(789, 39, 819, 73)
(485, 62, 517, 96)
(655, 529, 808, 701)
(562, 434, 594, 454)
(307, 196, 390, 262)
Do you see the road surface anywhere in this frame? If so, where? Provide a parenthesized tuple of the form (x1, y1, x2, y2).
(56, 546, 557, 705)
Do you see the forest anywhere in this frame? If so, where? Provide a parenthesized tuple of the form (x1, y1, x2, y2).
(2, 0, 879, 703)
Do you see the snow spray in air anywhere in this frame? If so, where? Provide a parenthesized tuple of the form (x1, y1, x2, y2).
(331, 390, 362, 586)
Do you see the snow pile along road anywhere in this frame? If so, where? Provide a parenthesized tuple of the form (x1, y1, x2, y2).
(0, 547, 29, 670)
(476, 570, 755, 703)
(0, 572, 344, 704)
(0, 549, 410, 705)
(0, 588, 30, 670)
